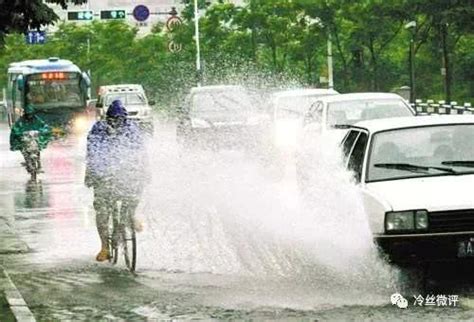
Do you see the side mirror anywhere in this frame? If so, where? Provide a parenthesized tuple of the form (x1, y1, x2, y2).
(17, 75, 25, 91)
(149, 100, 156, 106)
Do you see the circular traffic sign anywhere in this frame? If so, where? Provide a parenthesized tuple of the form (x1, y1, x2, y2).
(168, 41, 182, 53)
(133, 5, 150, 22)
(166, 16, 182, 32)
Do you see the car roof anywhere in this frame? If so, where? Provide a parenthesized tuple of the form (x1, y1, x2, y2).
(190, 85, 245, 94)
(272, 88, 339, 99)
(8, 57, 81, 74)
(99, 84, 144, 93)
(352, 115, 474, 133)
(315, 92, 405, 103)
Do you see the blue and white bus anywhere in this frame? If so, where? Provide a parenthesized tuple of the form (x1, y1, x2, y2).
(6, 57, 91, 134)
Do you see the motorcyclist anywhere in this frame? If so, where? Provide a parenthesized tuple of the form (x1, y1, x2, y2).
(85, 99, 149, 262)
(9, 104, 52, 171)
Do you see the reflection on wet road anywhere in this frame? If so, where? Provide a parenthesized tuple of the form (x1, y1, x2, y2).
(0, 120, 473, 320)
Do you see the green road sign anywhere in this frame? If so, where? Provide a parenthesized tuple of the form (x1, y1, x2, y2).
(100, 10, 126, 20)
(68, 11, 94, 21)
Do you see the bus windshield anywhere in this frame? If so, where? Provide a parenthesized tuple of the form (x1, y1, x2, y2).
(26, 73, 84, 108)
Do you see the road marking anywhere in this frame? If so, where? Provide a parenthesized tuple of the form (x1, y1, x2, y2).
(0, 265, 36, 321)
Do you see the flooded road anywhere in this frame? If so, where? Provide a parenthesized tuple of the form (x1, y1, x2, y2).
(1, 119, 473, 320)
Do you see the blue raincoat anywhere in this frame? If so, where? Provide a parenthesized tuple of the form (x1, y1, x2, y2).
(85, 118, 148, 197)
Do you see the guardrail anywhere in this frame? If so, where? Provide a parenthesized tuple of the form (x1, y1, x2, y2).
(412, 100, 474, 115)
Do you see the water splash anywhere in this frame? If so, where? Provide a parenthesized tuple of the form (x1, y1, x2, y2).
(137, 118, 395, 302)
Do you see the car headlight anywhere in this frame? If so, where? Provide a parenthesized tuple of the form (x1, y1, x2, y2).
(385, 210, 428, 233)
(415, 210, 428, 230)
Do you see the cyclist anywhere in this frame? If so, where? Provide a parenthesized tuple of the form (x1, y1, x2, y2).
(10, 104, 52, 171)
(85, 99, 149, 262)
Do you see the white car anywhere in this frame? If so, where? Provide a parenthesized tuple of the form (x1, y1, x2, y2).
(341, 115, 474, 263)
(302, 92, 415, 135)
(271, 88, 339, 150)
(96, 84, 154, 132)
(296, 93, 415, 190)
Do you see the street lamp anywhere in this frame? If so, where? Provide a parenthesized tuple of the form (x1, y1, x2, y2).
(405, 21, 416, 103)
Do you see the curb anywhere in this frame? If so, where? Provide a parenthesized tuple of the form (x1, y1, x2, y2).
(0, 265, 36, 322)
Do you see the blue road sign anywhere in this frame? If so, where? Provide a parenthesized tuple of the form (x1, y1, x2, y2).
(26, 31, 46, 44)
(133, 5, 150, 22)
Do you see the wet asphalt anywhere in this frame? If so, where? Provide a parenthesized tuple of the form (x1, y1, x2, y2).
(0, 118, 473, 321)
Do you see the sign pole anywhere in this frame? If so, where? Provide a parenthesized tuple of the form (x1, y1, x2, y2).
(87, 0, 92, 89)
(194, 0, 202, 86)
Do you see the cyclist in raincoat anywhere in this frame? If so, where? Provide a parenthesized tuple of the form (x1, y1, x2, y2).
(10, 104, 52, 169)
(85, 99, 149, 262)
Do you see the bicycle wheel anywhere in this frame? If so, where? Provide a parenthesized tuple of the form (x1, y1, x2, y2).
(122, 220, 136, 272)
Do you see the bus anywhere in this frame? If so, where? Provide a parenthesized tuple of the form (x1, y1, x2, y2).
(6, 57, 91, 135)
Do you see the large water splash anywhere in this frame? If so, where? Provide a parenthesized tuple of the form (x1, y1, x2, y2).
(137, 118, 395, 297)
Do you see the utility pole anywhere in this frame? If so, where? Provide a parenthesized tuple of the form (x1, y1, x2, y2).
(194, 0, 202, 86)
(405, 21, 416, 103)
(327, 31, 334, 89)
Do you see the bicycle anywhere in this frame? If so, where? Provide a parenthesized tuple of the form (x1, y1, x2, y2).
(107, 199, 137, 272)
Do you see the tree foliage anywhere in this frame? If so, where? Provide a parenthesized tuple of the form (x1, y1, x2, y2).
(0, 0, 472, 110)
(0, 0, 87, 46)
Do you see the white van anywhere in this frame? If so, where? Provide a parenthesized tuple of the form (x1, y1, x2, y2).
(96, 84, 154, 131)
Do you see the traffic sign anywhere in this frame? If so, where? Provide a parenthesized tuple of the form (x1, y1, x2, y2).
(25, 31, 46, 44)
(68, 11, 94, 21)
(168, 41, 182, 53)
(100, 10, 126, 20)
(133, 5, 150, 22)
(166, 16, 182, 32)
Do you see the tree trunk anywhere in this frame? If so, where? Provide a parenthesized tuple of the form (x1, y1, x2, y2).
(368, 38, 379, 91)
(440, 23, 451, 102)
(332, 25, 349, 89)
(270, 41, 277, 70)
(251, 26, 257, 62)
(306, 54, 313, 85)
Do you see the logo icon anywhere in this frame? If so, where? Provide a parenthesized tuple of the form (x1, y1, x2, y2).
(391, 293, 408, 309)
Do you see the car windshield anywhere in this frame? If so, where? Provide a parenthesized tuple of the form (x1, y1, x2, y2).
(191, 88, 252, 115)
(327, 99, 413, 127)
(367, 124, 474, 182)
(105, 93, 146, 106)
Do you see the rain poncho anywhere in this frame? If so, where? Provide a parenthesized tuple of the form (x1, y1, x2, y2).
(9, 115, 52, 151)
(85, 119, 149, 197)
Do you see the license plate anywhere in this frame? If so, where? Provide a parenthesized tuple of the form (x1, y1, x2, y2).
(457, 237, 474, 258)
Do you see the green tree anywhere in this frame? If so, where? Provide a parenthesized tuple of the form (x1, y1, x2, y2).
(0, 0, 87, 46)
